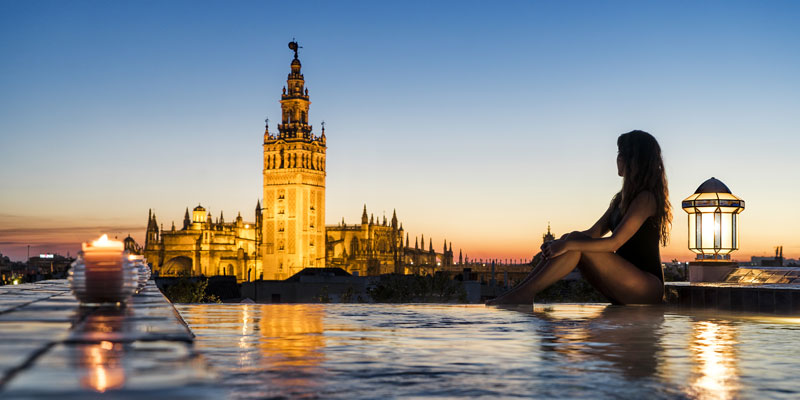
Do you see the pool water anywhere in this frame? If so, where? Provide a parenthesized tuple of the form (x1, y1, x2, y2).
(176, 304, 800, 399)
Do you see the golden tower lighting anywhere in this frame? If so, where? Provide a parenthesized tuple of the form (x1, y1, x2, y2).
(682, 177, 745, 261)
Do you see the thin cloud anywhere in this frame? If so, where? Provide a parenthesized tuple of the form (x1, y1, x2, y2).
(0, 225, 143, 236)
(0, 225, 145, 261)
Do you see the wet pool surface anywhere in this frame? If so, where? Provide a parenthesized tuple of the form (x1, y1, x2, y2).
(177, 304, 800, 399)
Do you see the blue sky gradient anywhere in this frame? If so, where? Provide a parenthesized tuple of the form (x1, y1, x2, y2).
(1, 1, 799, 261)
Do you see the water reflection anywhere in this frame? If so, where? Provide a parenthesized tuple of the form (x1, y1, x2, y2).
(183, 304, 326, 397)
(79, 340, 126, 392)
(688, 320, 739, 400)
(256, 304, 326, 390)
(178, 304, 798, 400)
(532, 304, 665, 379)
(72, 308, 127, 392)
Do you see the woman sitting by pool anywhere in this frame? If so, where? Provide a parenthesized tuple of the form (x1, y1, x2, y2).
(488, 130, 671, 305)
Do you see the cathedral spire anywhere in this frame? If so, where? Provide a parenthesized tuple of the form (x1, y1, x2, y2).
(362, 204, 368, 225)
(147, 210, 158, 232)
(183, 207, 190, 230)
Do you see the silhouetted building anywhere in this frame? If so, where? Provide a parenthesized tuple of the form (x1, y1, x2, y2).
(543, 223, 555, 243)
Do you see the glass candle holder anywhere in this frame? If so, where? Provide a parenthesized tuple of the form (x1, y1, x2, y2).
(69, 235, 138, 306)
(127, 255, 150, 293)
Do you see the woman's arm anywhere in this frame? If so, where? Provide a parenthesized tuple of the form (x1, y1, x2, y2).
(543, 192, 655, 258)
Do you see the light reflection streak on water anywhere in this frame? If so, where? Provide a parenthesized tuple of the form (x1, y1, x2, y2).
(239, 305, 249, 368)
(688, 320, 739, 400)
(80, 341, 125, 393)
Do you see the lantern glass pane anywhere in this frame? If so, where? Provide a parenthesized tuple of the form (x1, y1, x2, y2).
(701, 212, 715, 253)
(733, 214, 738, 249)
(696, 213, 703, 251)
(696, 193, 720, 200)
(697, 206, 717, 213)
(721, 212, 733, 250)
(683, 193, 701, 202)
(714, 211, 722, 250)
(716, 193, 738, 200)
(688, 213, 697, 251)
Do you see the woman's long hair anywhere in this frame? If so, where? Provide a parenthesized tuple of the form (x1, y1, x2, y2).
(612, 130, 672, 246)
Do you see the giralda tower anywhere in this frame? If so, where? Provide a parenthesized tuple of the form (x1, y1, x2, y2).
(261, 41, 327, 280)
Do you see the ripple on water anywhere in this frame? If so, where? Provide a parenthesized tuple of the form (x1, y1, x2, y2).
(176, 304, 800, 399)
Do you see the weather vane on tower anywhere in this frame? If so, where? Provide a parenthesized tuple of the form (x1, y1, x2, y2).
(288, 39, 302, 60)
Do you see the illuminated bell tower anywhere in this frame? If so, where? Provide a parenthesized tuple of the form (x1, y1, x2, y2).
(261, 41, 327, 280)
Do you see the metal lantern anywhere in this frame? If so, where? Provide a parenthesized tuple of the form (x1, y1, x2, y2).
(682, 177, 745, 260)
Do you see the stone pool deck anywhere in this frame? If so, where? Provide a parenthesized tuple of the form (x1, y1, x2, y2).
(665, 281, 800, 314)
(0, 279, 220, 399)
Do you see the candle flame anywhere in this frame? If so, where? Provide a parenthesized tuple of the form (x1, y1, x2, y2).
(82, 234, 124, 252)
(94, 234, 110, 246)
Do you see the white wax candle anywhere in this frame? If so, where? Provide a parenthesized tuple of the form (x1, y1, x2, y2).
(81, 234, 125, 302)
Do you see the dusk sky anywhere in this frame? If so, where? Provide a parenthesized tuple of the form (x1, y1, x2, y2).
(1, 1, 799, 262)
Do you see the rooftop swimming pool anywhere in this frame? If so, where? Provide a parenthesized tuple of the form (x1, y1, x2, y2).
(177, 304, 800, 399)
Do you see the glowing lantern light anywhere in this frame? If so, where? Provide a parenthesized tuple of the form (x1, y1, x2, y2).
(682, 177, 745, 260)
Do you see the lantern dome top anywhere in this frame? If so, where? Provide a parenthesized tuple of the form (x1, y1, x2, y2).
(694, 177, 731, 194)
(682, 177, 744, 212)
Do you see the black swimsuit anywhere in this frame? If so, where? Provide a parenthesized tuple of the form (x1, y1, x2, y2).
(608, 206, 664, 283)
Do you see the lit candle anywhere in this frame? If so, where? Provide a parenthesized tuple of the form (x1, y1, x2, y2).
(80, 234, 126, 303)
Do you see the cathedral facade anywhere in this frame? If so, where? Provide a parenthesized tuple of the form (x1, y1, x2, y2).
(143, 205, 261, 280)
(325, 205, 454, 276)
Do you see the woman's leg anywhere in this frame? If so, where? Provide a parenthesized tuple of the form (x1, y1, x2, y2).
(576, 252, 663, 305)
(486, 249, 582, 305)
(487, 231, 663, 305)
